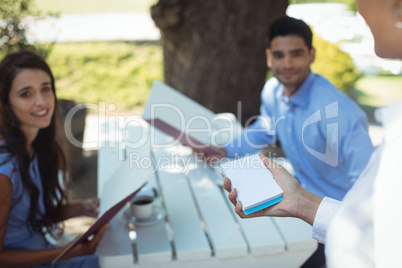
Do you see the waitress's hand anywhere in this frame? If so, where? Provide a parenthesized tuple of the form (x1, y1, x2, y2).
(224, 153, 322, 225)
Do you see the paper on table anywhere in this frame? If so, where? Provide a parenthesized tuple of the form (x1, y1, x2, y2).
(220, 154, 283, 215)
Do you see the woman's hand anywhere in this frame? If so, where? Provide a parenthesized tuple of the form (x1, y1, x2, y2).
(224, 153, 322, 225)
(80, 198, 100, 218)
(63, 198, 100, 220)
(62, 224, 108, 260)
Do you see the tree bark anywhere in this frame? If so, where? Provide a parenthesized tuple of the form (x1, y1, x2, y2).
(151, 0, 288, 125)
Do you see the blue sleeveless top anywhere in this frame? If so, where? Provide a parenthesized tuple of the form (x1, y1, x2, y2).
(0, 144, 99, 268)
(0, 150, 50, 250)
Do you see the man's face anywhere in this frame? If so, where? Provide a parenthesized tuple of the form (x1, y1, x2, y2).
(266, 35, 315, 97)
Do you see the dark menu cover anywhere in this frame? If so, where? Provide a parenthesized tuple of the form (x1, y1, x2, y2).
(52, 181, 147, 263)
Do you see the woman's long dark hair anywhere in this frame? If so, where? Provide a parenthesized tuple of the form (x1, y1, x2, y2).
(0, 51, 69, 237)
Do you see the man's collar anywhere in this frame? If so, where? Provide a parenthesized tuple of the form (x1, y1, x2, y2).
(276, 86, 290, 104)
(286, 72, 315, 109)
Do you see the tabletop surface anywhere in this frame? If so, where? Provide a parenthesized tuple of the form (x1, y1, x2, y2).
(97, 81, 317, 268)
(97, 129, 317, 268)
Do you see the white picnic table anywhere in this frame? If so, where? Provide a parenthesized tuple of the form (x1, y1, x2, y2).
(97, 81, 317, 268)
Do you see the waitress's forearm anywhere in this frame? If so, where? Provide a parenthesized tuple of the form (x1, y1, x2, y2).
(296, 188, 323, 225)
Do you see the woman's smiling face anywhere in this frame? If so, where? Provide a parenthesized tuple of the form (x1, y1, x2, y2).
(8, 68, 55, 138)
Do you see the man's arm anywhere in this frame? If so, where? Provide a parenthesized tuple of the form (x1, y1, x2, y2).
(197, 115, 276, 160)
(224, 115, 276, 158)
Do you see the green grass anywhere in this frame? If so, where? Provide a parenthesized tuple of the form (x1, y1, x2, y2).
(354, 76, 402, 107)
(34, 0, 154, 14)
(354, 75, 402, 120)
(48, 42, 163, 111)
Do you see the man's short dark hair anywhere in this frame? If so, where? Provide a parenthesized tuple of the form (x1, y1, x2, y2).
(267, 16, 313, 49)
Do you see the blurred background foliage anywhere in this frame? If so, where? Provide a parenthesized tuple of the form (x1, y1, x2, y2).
(46, 35, 359, 110)
(290, 0, 357, 12)
(2, 0, 400, 116)
(311, 31, 361, 96)
(47, 32, 359, 110)
(0, 0, 54, 57)
(47, 42, 163, 110)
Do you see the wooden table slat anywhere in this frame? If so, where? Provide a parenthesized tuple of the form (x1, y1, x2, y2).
(135, 173, 172, 264)
(97, 142, 121, 199)
(157, 169, 211, 262)
(273, 217, 317, 252)
(187, 166, 248, 259)
(98, 209, 135, 268)
(135, 221, 172, 264)
(223, 194, 286, 256)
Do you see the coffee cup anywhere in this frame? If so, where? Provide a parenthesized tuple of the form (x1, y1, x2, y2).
(131, 195, 155, 220)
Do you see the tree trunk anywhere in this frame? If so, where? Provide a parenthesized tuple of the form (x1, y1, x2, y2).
(151, 0, 288, 125)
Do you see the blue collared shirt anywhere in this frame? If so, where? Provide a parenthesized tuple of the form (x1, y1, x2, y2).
(224, 72, 374, 200)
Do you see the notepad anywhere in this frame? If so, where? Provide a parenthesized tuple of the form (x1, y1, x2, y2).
(220, 154, 283, 215)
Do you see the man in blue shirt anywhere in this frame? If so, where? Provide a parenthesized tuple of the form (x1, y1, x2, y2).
(208, 16, 374, 268)
(212, 16, 374, 201)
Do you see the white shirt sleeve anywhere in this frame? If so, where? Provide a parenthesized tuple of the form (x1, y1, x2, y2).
(312, 197, 341, 243)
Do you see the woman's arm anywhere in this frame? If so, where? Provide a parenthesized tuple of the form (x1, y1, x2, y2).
(0, 174, 62, 266)
(0, 227, 108, 267)
(0, 174, 63, 266)
(0, 175, 107, 267)
(224, 153, 323, 225)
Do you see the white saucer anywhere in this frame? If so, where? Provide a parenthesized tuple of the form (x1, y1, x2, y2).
(124, 206, 165, 227)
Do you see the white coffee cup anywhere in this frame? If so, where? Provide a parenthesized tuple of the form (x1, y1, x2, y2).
(131, 195, 154, 220)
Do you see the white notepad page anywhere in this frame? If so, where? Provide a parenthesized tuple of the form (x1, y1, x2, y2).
(220, 154, 283, 212)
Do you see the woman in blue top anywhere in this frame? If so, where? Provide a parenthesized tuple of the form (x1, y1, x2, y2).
(0, 51, 107, 267)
